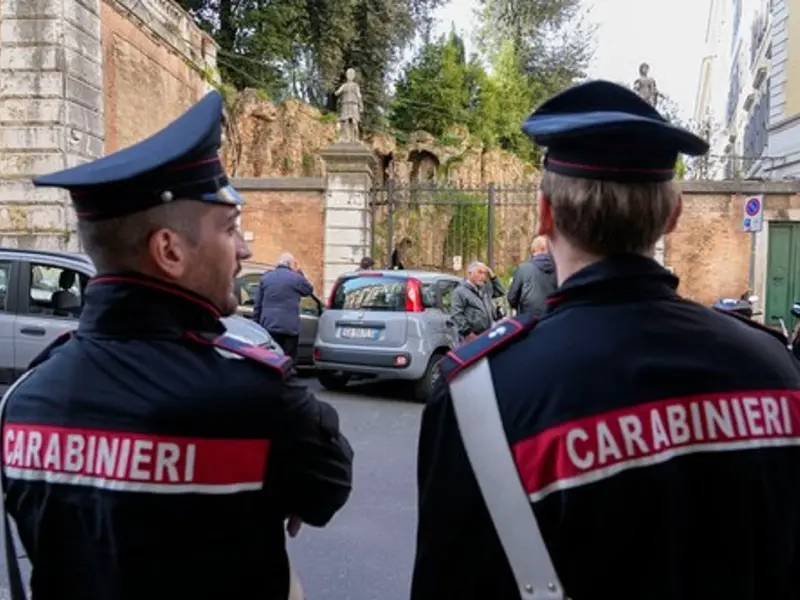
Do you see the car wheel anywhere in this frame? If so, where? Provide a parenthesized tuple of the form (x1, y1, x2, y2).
(412, 353, 445, 403)
(318, 371, 351, 392)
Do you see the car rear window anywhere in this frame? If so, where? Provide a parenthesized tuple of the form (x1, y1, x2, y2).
(331, 276, 408, 311)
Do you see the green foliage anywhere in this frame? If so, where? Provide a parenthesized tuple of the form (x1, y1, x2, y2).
(443, 192, 489, 265)
(390, 1, 591, 163)
(174, 0, 446, 129)
(178, 0, 594, 166)
(390, 31, 471, 138)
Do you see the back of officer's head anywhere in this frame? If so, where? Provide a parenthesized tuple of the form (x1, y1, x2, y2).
(522, 81, 708, 274)
(538, 171, 681, 257)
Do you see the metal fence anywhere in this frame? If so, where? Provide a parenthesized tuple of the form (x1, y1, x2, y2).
(370, 182, 539, 281)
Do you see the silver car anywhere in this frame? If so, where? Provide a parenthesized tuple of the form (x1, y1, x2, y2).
(0, 248, 279, 385)
(313, 269, 462, 401)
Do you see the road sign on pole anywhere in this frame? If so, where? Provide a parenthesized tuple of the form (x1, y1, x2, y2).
(743, 194, 764, 233)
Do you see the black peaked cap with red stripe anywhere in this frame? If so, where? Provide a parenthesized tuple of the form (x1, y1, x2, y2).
(33, 91, 242, 221)
(521, 80, 710, 182)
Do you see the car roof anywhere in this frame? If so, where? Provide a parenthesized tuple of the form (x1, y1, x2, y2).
(341, 269, 461, 283)
(0, 248, 96, 272)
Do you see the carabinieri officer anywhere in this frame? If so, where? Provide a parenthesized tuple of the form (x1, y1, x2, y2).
(1, 91, 354, 600)
(411, 80, 800, 600)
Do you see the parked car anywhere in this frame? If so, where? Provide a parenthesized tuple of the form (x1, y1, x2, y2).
(234, 260, 323, 368)
(313, 269, 462, 401)
(0, 248, 280, 385)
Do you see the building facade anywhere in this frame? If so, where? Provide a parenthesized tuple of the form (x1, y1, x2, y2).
(719, 0, 772, 178)
(764, 0, 800, 178)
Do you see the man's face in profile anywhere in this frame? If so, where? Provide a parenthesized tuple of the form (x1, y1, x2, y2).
(184, 204, 250, 315)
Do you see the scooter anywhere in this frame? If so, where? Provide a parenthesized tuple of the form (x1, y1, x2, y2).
(712, 291, 761, 319)
(782, 302, 800, 359)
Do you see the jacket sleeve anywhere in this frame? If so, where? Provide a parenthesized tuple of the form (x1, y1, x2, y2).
(294, 272, 314, 297)
(266, 379, 354, 527)
(411, 378, 512, 598)
(507, 268, 523, 309)
(450, 289, 473, 337)
(253, 277, 264, 323)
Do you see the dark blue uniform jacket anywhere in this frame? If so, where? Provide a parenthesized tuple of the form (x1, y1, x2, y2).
(411, 254, 800, 600)
(1, 274, 353, 600)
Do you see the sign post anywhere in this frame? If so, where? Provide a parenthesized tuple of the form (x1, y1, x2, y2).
(743, 194, 764, 233)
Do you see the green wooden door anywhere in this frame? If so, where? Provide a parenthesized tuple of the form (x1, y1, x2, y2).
(765, 222, 800, 328)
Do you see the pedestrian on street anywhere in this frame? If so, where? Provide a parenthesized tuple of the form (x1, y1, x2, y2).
(253, 252, 314, 362)
(506, 235, 558, 317)
(411, 80, 800, 600)
(358, 256, 374, 270)
(1, 91, 353, 600)
(450, 262, 505, 342)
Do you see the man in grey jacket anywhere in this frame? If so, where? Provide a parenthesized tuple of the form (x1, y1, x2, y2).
(507, 235, 558, 317)
(451, 262, 506, 341)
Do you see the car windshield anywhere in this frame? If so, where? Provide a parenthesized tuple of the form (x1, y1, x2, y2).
(331, 276, 407, 311)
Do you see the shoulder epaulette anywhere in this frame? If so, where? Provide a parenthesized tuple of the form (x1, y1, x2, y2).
(441, 313, 539, 383)
(27, 330, 75, 370)
(187, 331, 293, 380)
(712, 307, 789, 345)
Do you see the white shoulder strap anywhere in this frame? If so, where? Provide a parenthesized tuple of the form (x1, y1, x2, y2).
(449, 358, 565, 600)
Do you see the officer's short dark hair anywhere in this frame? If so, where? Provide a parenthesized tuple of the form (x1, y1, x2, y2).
(78, 199, 205, 273)
(540, 170, 679, 256)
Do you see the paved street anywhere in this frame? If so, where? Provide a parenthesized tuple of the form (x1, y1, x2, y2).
(0, 379, 424, 600)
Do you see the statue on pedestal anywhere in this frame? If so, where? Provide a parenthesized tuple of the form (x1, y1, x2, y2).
(633, 62, 658, 108)
(335, 68, 363, 143)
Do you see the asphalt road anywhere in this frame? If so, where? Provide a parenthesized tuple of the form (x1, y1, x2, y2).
(0, 379, 424, 600)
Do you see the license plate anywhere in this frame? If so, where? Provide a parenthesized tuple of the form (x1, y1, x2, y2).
(339, 327, 380, 340)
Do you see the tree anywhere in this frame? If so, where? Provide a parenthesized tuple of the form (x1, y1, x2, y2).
(390, 31, 471, 137)
(175, 0, 446, 127)
(477, 0, 596, 108)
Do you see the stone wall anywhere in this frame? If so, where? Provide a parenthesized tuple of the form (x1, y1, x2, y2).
(235, 178, 326, 295)
(0, 0, 106, 250)
(0, 0, 215, 249)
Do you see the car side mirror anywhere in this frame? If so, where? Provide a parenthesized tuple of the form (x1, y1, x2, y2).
(791, 303, 800, 318)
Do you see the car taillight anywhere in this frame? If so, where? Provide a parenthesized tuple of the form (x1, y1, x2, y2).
(405, 278, 424, 312)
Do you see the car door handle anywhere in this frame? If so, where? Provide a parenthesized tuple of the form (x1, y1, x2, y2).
(19, 327, 46, 337)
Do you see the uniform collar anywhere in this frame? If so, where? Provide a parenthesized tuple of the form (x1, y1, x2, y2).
(547, 253, 679, 312)
(78, 272, 226, 337)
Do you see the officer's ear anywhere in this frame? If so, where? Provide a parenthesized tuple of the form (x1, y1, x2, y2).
(147, 228, 191, 279)
(663, 194, 683, 235)
(537, 191, 554, 237)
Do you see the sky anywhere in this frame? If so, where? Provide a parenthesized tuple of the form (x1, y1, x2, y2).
(432, 0, 712, 121)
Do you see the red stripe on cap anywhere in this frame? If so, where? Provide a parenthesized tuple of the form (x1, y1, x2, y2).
(3, 423, 269, 494)
(513, 389, 800, 503)
(546, 157, 675, 174)
(167, 157, 221, 172)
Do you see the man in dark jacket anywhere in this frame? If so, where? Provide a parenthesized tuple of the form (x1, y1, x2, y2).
(451, 262, 505, 341)
(253, 252, 314, 361)
(507, 235, 558, 317)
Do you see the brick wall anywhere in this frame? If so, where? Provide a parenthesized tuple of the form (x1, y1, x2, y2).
(100, 0, 216, 153)
(665, 190, 753, 305)
(235, 178, 326, 295)
(665, 183, 800, 305)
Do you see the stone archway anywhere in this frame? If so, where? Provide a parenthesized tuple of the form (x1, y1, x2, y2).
(409, 150, 440, 184)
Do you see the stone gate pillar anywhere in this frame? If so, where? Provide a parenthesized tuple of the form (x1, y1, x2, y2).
(0, 0, 105, 250)
(319, 141, 377, 299)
